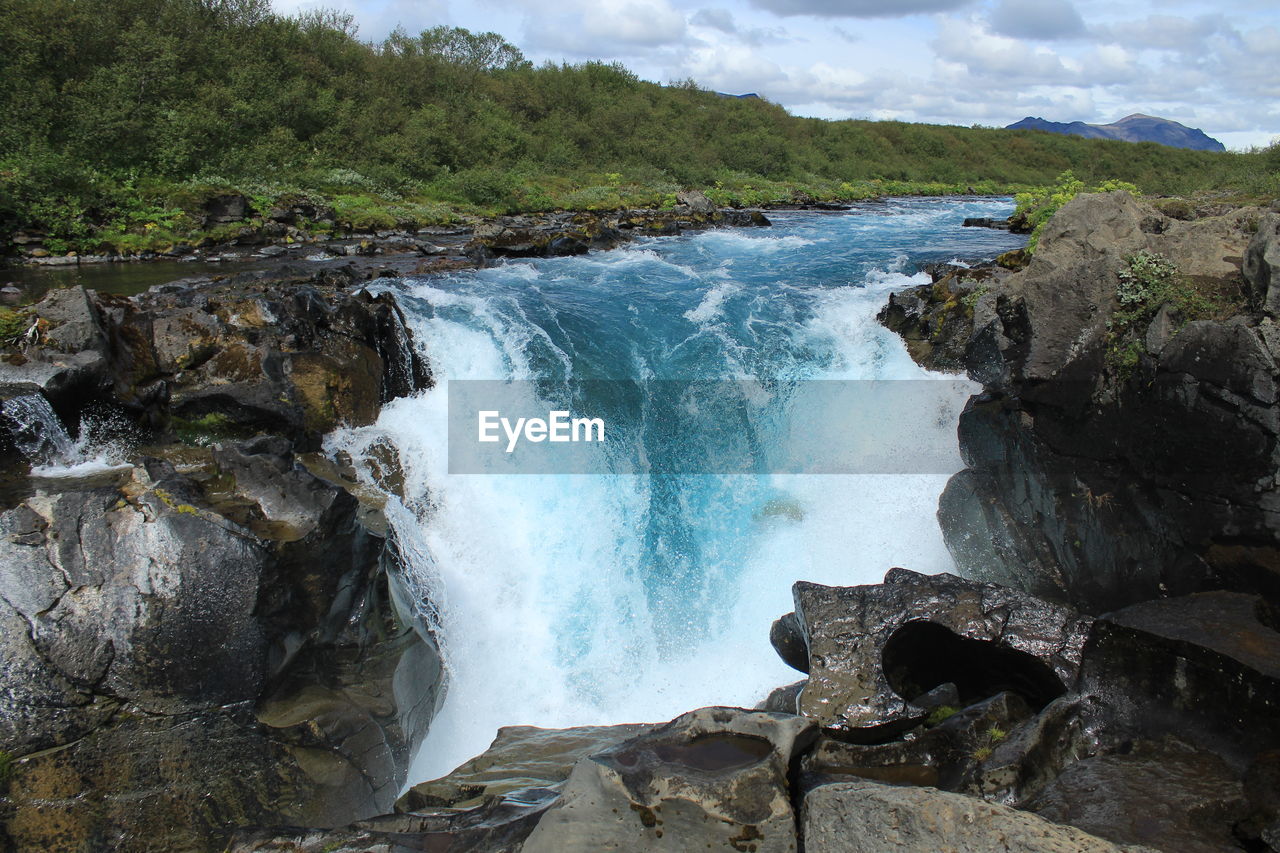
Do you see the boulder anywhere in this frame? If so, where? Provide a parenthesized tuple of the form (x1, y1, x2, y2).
(792, 569, 1090, 731)
(519, 707, 816, 853)
(397, 723, 651, 811)
(1026, 738, 1246, 853)
(0, 446, 441, 851)
(0, 287, 113, 424)
(798, 692, 1034, 794)
(205, 194, 250, 224)
(769, 611, 808, 673)
(1243, 212, 1280, 315)
(104, 269, 431, 447)
(910, 194, 1280, 613)
(801, 780, 1156, 852)
(675, 189, 716, 215)
(1079, 591, 1280, 755)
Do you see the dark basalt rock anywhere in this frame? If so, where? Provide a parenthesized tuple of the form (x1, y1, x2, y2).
(876, 266, 1008, 373)
(397, 723, 652, 812)
(0, 447, 442, 851)
(1079, 591, 1280, 758)
(791, 569, 1089, 731)
(1026, 738, 1247, 853)
(963, 216, 1013, 230)
(1246, 212, 1280, 316)
(798, 692, 1034, 794)
(465, 207, 769, 263)
(769, 611, 808, 673)
(885, 192, 1278, 614)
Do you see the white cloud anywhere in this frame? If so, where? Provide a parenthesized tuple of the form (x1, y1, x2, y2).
(523, 0, 689, 55)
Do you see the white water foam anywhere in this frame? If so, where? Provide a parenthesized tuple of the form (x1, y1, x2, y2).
(328, 232, 977, 784)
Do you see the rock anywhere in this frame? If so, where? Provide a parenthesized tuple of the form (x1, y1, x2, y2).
(1243, 212, 1280, 315)
(720, 209, 772, 227)
(205, 193, 250, 224)
(1240, 750, 1280, 848)
(232, 790, 560, 853)
(676, 189, 716, 215)
(798, 692, 1034, 794)
(802, 780, 1155, 852)
(1079, 591, 1280, 755)
(876, 269, 1005, 372)
(519, 707, 816, 853)
(792, 569, 1090, 731)
(758, 681, 804, 714)
(398, 723, 651, 811)
(963, 217, 1012, 230)
(0, 446, 442, 850)
(769, 611, 808, 673)
(0, 286, 113, 423)
(1027, 738, 1246, 853)
(104, 271, 431, 447)
(970, 694, 1105, 806)
(1142, 302, 1179, 355)
(911, 193, 1280, 613)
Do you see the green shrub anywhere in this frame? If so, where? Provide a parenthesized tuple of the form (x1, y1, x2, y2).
(1014, 172, 1141, 254)
(1116, 250, 1178, 307)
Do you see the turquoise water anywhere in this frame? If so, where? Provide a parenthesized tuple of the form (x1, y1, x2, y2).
(328, 197, 1025, 780)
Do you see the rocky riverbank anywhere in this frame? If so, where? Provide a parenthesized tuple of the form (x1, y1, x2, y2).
(0, 263, 439, 849)
(880, 191, 1280, 613)
(234, 566, 1279, 852)
(1, 190, 770, 282)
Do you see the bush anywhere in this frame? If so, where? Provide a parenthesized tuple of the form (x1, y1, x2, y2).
(1014, 172, 1140, 254)
(1116, 250, 1178, 307)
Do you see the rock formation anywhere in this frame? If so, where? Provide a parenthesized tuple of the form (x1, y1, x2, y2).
(0, 267, 439, 850)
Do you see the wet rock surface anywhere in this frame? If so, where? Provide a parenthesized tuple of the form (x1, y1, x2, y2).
(0, 447, 441, 850)
(1027, 738, 1247, 853)
(397, 723, 653, 811)
(793, 568, 1089, 730)
(519, 707, 815, 853)
(2, 265, 430, 451)
(229, 561, 1280, 853)
(891, 192, 1277, 613)
(0, 261, 439, 849)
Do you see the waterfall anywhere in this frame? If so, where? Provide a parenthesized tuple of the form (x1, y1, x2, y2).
(326, 197, 1026, 782)
(2, 392, 129, 474)
(2, 393, 77, 465)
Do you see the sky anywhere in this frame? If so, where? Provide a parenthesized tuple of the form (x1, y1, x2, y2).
(271, 0, 1280, 151)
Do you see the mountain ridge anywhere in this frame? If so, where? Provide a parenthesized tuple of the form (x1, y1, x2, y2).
(1007, 113, 1226, 151)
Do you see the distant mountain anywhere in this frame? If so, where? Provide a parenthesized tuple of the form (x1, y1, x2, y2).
(1006, 114, 1226, 152)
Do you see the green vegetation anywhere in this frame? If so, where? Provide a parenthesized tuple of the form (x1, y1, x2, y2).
(171, 412, 241, 445)
(2, 0, 1277, 254)
(925, 704, 961, 726)
(0, 308, 31, 343)
(0, 749, 14, 787)
(1105, 250, 1240, 373)
(1013, 172, 1141, 253)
